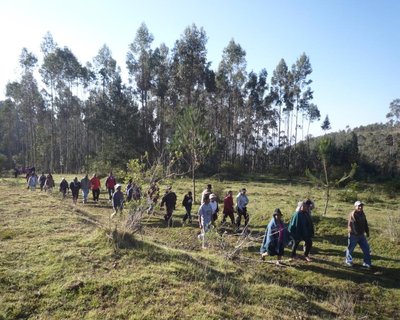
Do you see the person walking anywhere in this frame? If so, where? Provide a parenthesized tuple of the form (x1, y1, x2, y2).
(105, 172, 117, 202)
(236, 188, 249, 232)
(198, 194, 213, 249)
(345, 201, 372, 268)
(90, 174, 101, 203)
(59, 177, 69, 199)
(111, 184, 124, 217)
(201, 184, 212, 204)
(27, 172, 38, 191)
(260, 208, 288, 265)
(126, 179, 134, 202)
(44, 173, 55, 192)
(160, 186, 177, 227)
(70, 177, 81, 205)
(39, 172, 46, 191)
(182, 191, 193, 224)
(80, 174, 90, 204)
(222, 191, 235, 225)
(210, 194, 219, 224)
(288, 199, 314, 261)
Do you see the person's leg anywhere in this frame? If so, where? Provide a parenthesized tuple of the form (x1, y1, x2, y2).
(345, 234, 358, 265)
(236, 210, 243, 229)
(244, 209, 249, 227)
(291, 240, 301, 257)
(358, 235, 372, 266)
(304, 238, 313, 257)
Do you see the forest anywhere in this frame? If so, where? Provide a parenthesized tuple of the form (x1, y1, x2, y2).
(0, 22, 399, 181)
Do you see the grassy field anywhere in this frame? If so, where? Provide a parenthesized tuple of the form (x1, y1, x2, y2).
(0, 175, 399, 319)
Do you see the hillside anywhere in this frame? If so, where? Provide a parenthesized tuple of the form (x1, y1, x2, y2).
(1, 176, 399, 319)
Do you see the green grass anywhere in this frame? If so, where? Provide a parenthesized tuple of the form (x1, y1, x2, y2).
(0, 176, 399, 319)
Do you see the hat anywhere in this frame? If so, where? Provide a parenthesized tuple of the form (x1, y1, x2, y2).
(354, 200, 364, 207)
(210, 193, 217, 199)
(115, 184, 121, 189)
(273, 208, 282, 217)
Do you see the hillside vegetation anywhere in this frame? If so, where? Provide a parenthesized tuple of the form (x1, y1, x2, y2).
(1, 176, 399, 319)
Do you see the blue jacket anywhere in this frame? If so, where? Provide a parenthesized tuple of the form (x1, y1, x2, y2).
(260, 217, 288, 254)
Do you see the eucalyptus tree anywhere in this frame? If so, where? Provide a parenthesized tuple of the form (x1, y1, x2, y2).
(40, 32, 59, 171)
(170, 24, 209, 108)
(151, 43, 170, 152)
(386, 98, 400, 124)
(216, 39, 247, 162)
(6, 48, 45, 168)
(321, 115, 331, 133)
(127, 23, 157, 152)
(271, 59, 290, 150)
(242, 69, 269, 169)
(0, 99, 20, 168)
(86, 44, 140, 167)
(291, 53, 313, 146)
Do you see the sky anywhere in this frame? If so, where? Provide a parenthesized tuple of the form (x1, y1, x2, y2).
(0, 0, 399, 137)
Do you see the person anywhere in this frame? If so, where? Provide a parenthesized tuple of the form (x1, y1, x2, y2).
(126, 179, 134, 202)
(111, 184, 124, 217)
(39, 172, 46, 191)
(133, 183, 142, 200)
(90, 174, 101, 203)
(222, 191, 235, 225)
(59, 177, 69, 199)
(80, 174, 90, 204)
(105, 172, 117, 202)
(27, 172, 38, 191)
(70, 177, 81, 205)
(160, 186, 177, 227)
(209, 193, 219, 223)
(201, 184, 212, 204)
(288, 199, 314, 261)
(260, 208, 288, 265)
(236, 188, 249, 232)
(146, 182, 159, 215)
(182, 191, 193, 224)
(345, 201, 372, 268)
(44, 173, 55, 192)
(198, 193, 214, 249)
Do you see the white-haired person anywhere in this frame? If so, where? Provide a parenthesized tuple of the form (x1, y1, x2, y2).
(345, 201, 372, 268)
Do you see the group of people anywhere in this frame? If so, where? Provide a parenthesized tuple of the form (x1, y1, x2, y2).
(25, 172, 372, 268)
(259, 199, 372, 268)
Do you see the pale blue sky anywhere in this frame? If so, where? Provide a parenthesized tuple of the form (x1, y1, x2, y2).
(1, 0, 399, 137)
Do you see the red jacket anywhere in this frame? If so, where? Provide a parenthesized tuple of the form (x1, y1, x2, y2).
(90, 176, 101, 190)
(223, 195, 234, 214)
(106, 176, 116, 189)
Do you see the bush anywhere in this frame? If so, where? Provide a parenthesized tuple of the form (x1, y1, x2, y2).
(383, 179, 400, 198)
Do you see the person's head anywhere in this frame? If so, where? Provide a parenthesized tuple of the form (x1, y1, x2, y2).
(116, 184, 122, 190)
(241, 188, 247, 194)
(92, 173, 97, 178)
(300, 199, 312, 212)
(109, 172, 113, 176)
(354, 200, 364, 212)
(273, 208, 283, 220)
(85, 174, 88, 178)
(203, 194, 210, 204)
(188, 191, 192, 196)
(227, 190, 233, 196)
(210, 193, 217, 202)
(74, 177, 78, 182)
(166, 186, 172, 192)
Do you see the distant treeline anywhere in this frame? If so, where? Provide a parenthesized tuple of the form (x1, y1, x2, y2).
(0, 23, 398, 181)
